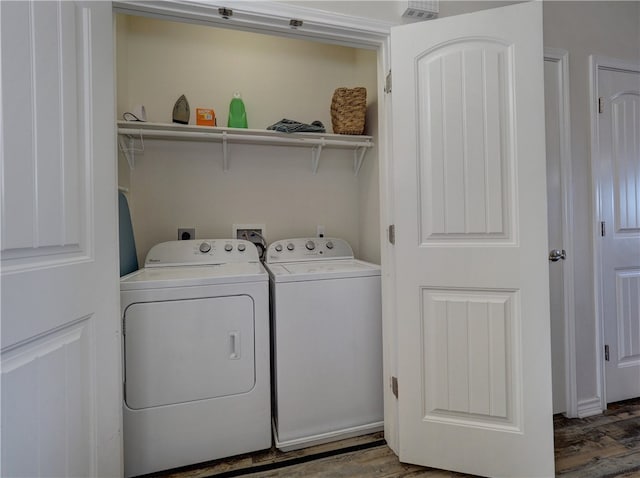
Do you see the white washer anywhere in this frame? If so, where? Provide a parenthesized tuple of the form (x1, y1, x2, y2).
(120, 239, 270, 477)
(264, 237, 383, 451)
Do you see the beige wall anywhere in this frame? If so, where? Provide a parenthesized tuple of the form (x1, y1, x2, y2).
(116, 15, 380, 264)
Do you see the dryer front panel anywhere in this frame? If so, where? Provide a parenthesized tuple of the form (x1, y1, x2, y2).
(124, 295, 255, 410)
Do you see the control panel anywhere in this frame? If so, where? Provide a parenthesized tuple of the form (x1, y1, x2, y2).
(145, 239, 259, 267)
(266, 238, 353, 263)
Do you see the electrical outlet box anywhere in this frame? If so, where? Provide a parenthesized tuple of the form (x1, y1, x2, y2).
(233, 224, 265, 243)
(233, 224, 266, 260)
(178, 228, 195, 240)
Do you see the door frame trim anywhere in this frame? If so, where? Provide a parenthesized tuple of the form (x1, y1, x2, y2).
(544, 48, 577, 418)
(112, 1, 393, 48)
(589, 54, 640, 411)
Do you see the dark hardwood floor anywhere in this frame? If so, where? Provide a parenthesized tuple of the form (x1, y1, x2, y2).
(155, 398, 640, 478)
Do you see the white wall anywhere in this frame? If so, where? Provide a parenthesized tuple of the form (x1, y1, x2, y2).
(116, 15, 380, 264)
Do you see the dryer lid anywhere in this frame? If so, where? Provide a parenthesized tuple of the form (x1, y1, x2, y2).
(120, 262, 267, 290)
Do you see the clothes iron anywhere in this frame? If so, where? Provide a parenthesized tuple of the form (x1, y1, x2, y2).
(172, 94, 190, 124)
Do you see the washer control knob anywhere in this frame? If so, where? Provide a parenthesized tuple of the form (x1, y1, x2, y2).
(305, 240, 316, 251)
(237, 243, 246, 252)
(287, 243, 295, 251)
(224, 244, 233, 252)
(199, 242, 211, 253)
(326, 241, 334, 250)
(275, 244, 283, 252)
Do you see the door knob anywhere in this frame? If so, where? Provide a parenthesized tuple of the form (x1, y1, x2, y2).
(548, 249, 566, 262)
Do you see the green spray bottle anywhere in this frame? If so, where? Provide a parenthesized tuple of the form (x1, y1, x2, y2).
(227, 91, 248, 128)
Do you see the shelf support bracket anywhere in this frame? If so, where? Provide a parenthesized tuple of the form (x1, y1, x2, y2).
(311, 140, 324, 174)
(222, 131, 229, 171)
(118, 134, 139, 169)
(353, 146, 368, 176)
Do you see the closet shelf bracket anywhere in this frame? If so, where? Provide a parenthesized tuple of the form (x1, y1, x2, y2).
(311, 140, 325, 174)
(354, 146, 368, 176)
(118, 133, 144, 169)
(222, 131, 229, 171)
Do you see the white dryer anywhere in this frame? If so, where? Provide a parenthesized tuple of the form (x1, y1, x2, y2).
(120, 239, 270, 477)
(264, 238, 383, 451)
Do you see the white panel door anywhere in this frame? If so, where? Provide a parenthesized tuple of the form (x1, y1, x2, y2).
(391, 3, 554, 476)
(598, 64, 640, 404)
(1, 1, 121, 476)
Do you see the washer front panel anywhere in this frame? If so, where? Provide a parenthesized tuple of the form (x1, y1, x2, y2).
(271, 275, 383, 444)
(124, 295, 255, 410)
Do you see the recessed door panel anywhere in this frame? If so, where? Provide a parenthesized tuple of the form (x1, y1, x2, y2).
(422, 288, 517, 429)
(124, 295, 255, 409)
(418, 41, 514, 244)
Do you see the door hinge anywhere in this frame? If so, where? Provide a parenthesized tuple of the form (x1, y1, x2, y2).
(598, 97, 605, 114)
(388, 224, 395, 245)
(601, 221, 606, 237)
(605, 344, 610, 361)
(391, 376, 398, 398)
(384, 70, 392, 94)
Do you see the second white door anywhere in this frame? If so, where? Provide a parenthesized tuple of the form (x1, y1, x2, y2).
(596, 61, 640, 404)
(391, 2, 554, 476)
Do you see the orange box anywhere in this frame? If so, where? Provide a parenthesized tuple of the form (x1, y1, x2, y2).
(196, 108, 216, 126)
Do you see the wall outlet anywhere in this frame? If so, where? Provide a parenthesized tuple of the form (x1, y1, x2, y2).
(178, 228, 195, 240)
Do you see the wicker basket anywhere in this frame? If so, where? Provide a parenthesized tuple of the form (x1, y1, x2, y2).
(330, 87, 367, 135)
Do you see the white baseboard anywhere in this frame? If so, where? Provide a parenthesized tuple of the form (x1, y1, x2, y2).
(577, 397, 604, 418)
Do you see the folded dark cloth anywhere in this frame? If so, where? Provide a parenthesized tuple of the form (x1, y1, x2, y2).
(267, 118, 326, 133)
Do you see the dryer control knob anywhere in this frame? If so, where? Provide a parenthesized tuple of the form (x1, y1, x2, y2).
(326, 241, 334, 249)
(224, 244, 233, 252)
(237, 243, 246, 252)
(199, 242, 211, 253)
(275, 244, 283, 252)
(287, 243, 295, 251)
(305, 240, 316, 251)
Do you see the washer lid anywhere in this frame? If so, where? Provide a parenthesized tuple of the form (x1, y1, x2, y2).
(265, 259, 380, 282)
(120, 262, 267, 290)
